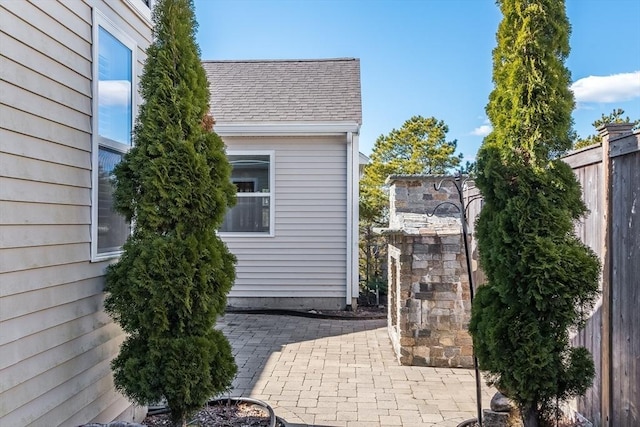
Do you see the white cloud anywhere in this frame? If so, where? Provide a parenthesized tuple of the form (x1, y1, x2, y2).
(570, 71, 640, 103)
(99, 80, 131, 106)
(471, 124, 492, 136)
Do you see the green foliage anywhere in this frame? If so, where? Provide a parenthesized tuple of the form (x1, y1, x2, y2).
(104, 0, 237, 425)
(573, 108, 639, 150)
(485, 0, 575, 160)
(459, 160, 477, 177)
(358, 224, 387, 306)
(361, 276, 387, 296)
(359, 115, 462, 226)
(470, 1, 600, 425)
(573, 134, 600, 151)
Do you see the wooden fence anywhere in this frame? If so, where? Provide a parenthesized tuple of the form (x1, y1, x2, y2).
(464, 124, 639, 427)
(607, 130, 639, 427)
(563, 142, 606, 425)
(562, 124, 639, 427)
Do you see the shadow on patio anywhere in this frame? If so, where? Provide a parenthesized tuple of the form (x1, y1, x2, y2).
(216, 313, 492, 426)
(217, 313, 387, 396)
(217, 313, 388, 425)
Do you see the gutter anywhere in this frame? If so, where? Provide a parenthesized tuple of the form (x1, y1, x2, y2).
(214, 121, 360, 136)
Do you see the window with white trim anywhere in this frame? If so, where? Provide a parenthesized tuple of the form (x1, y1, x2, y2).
(91, 11, 136, 259)
(220, 152, 274, 235)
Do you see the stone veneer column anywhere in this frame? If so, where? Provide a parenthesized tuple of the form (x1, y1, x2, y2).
(385, 175, 474, 368)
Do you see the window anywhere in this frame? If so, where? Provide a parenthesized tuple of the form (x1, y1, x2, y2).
(220, 152, 274, 235)
(91, 11, 136, 259)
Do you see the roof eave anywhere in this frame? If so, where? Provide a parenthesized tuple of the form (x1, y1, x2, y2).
(213, 122, 361, 137)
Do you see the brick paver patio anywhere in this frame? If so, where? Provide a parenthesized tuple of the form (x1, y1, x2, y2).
(217, 313, 495, 426)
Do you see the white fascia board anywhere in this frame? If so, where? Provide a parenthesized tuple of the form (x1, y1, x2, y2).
(123, 0, 153, 25)
(359, 152, 370, 165)
(214, 122, 361, 136)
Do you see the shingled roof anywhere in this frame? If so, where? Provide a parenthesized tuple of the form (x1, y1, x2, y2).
(202, 58, 362, 125)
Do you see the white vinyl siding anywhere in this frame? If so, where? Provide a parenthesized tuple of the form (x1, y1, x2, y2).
(0, 1, 151, 425)
(220, 136, 348, 299)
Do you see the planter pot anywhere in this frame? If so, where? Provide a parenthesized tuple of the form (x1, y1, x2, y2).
(457, 419, 478, 427)
(81, 423, 145, 427)
(146, 397, 279, 427)
(210, 397, 278, 427)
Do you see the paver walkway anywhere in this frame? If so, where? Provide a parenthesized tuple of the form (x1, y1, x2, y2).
(217, 313, 495, 427)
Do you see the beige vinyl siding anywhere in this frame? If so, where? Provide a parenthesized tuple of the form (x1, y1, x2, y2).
(0, 1, 151, 425)
(221, 136, 348, 298)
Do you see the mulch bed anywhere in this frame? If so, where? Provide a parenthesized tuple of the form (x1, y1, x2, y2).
(142, 400, 284, 427)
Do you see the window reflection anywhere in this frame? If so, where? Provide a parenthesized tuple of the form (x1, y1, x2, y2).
(98, 27, 132, 146)
(221, 155, 272, 234)
(97, 148, 130, 253)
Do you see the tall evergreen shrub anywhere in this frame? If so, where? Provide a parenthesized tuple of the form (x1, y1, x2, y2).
(104, 0, 237, 425)
(469, 1, 600, 425)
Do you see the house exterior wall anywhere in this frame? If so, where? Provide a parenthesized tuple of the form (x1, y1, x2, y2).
(0, 1, 151, 425)
(220, 135, 349, 310)
(204, 58, 362, 310)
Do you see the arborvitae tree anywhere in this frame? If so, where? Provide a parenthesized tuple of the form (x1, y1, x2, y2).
(469, 1, 600, 426)
(104, 0, 237, 425)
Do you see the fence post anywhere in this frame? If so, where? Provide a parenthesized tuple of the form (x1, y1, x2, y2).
(597, 123, 635, 427)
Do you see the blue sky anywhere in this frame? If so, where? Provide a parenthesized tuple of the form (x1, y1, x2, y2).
(194, 0, 640, 161)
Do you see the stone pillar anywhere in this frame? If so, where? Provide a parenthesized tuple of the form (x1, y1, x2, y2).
(383, 175, 474, 368)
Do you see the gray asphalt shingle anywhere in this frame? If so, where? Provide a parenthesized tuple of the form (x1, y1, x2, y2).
(202, 58, 362, 124)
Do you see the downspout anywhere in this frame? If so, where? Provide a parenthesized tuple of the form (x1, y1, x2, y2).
(351, 133, 360, 305)
(346, 131, 354, 308)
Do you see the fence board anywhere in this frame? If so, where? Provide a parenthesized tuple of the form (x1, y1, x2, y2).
(566, 154, 605, 424)
(609, 145, 639, 427)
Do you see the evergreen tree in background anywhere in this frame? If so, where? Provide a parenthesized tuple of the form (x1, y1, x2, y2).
(573, 108, 639, 149)
(359, 115, 462, 226)
(104, 0, 237, 425)
(469, 1, 600, 425)
(358, 116, 462, 298)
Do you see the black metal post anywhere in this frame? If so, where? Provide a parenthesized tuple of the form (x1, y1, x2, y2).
(454, 179, 483, 427)
(431, 176, 483, 426)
